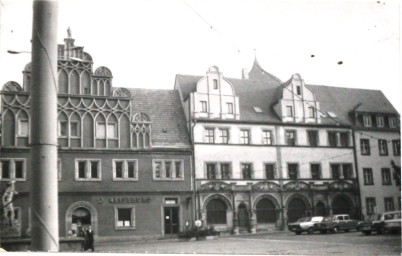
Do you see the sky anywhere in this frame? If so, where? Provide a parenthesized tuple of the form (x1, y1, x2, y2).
(0, 0, 401, 112)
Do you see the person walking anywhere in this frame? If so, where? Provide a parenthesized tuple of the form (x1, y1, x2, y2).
(86, 226, 95, 252)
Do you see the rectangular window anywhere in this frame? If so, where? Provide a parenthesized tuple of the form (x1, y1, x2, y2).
(360, 139, 370, 155)
(378, 139, 388, 156)
(241, 163, 252, 179)
(311, 163, 321, 179)
(58, 121, 68, 137)
(307, 130, 318, 147)
(288, 163, 298, 180)
(265, 164, 275, 180)
(343, 164, 353, 179)
(376, 116, 384, 127)
(200, 101, 207, 113)
(392, 140, 401, 156)
(115, 207, 135, 229)
(0, 160, 10, 179)
(262, 130, 272, 145)
(384, 198, 394, 212)
(286, 106, 293, 117)
(226, 103, 233, 114)
(381, 168, 392, 185)
(205, 128, 214, 143)
(240, 129, 250, 144)
(328, 132, 337, 147)
(389, 117, 396, 128)
(75, 159, 101, 181)
(18, 119, 29, 136)
(206, 163, 216, 179)
(366, 198, 376, 215)
(113, 160, 138, 180)
(0, 159, 26, 181)
(308, 107, 315, 118)
(219, 128, 229, 144)
(363, 115, 372, 127)
(96, 122, 105, 139)
(339, 132, 349, 147)
(153, 160, 184, 180)
(107, 123, 117, 139)
(363, 168, 374, 185)
(221, 163, 231, 179)
(70, 121, 80, 137)
(213, 79, 218, 89)
(331, 164, 341, 179)
(14, 161, 24, 179)
(285, 130, 296, 146)
(296, 86, 301, 95)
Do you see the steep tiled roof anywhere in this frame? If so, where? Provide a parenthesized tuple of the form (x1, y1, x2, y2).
(127, 88, 191, 148)
(248, 58, 282, 86)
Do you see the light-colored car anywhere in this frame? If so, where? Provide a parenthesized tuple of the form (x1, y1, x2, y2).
(358, 211, 401, 235)
(314, 214, 358, 233)
(288, 216, 324, 235)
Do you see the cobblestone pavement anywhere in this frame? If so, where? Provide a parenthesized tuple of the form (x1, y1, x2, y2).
(94, 231, 401, 255)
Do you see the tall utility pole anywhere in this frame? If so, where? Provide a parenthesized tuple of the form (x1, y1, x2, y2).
(30, 0, 59, 251)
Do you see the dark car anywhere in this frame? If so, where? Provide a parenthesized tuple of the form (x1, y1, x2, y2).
(288, 216, 324, 235)
(314, 214, 358, 233)
(358, 211, 401, 235)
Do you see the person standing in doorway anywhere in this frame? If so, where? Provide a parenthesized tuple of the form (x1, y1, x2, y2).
(86, 226, 95, 252)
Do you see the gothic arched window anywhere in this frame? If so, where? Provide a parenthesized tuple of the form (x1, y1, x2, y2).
(131, 113, 151, 149)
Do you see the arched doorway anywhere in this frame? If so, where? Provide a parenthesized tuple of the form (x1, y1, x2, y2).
(65, 201, 98, 237)
(315, 201, 326, 216)
(206, 199, 227, 225)
(332, 195, 353, 216)
(237, 203, 249, 232)
(287, 197, 308, 223)
(72, 207, 91, 232)
(256, 198, 277, 224)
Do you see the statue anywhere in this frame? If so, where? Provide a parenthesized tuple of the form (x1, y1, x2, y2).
(2, 181, 18, 227)
(67, 27, 72, 38)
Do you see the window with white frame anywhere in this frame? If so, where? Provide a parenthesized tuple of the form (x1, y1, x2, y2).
(363, 115, 372, 127)
(0, 159, 26, 181)
(381, 168, 392, 185)
(113, 160, 138, 180)
(389, 117, 396, 128)
(288, 163, 298, 179)
(115, 206, 135, 229)
(265, 163, 275, 179)
(392, 140, 400, 156)
(206, 163, 217, 179)
(262, 130, 272, 145)
(75, 159, 101, 181)
(286, 106, 293, 117)
(376, 116, 384, 127)
(17, 119, 29, 137)
(360, 139, 370, 155)
(310, 163, 321, 179)
(366, 197, 376, 215)
(58, 121, 68, 137)
(70, 121, 80, 137)
(204, 128, 214, 143)
(240, 129, 250, 144)
(96, 122, 106, 139)
(378, 139, 388, 156)
(363, 168, 374, 185)
(200, 101, 207, 113)
(285, 130, 296, 146)
(152, 160, 184, 180)
(220, 163, 231, 179)
(384, 197, 394, 212)
(107, 123, 117, 139)
(241, 163, 252, 179)
(219, 128, 229, 144)
(226, 103, 233, 114)
(308, 107, 315, 118)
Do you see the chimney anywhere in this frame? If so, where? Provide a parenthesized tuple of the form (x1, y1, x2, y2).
(242, 68, 249, 79)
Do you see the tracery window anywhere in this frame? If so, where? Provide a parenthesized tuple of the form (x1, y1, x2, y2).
(131, 113, 151, 149)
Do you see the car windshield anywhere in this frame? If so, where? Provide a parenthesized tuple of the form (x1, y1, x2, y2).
(366, 214, 380, 221)
(297, 217, 311, 222)
(384, 213, 394, 220)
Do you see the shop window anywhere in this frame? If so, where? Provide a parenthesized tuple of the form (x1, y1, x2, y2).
(226, 103, 233, 114)
(392, 140, 400, 156)
(307, 130, 318, 147)
(240, 129, 250, 144)
(241, 163, 252, 179)
(366, 198, 376, 215)
(310, 163, 321, 179)
(75, 159, 101, 181)
(288, 163, 298, 179)
(219, 128, 229, 144)
(262, 130, 272, 145)
(360, 139, 370, 155)
(378, 139, 388, 156)
(381, 168, 392, 185)
(204, 128, 214, 143)
(0, 159, 26, 181)
(265, 163, 275, 180)
(220, 163, 231, 179)
(17, 119, 29, 137)
(153, 160, 184, 180)
(113, 160, 138, 180)
(115, 206, 135, 230)
(206, 163, 217, 179)
(285, 130, 296, 146)
(363, 168, 374, 185)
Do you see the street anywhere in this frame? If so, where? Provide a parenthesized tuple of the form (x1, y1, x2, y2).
(94, 231, 401, 255)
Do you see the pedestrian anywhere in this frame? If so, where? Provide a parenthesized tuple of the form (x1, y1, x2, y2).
(82, 227, 89, 251)
(86, 226, 95, 252)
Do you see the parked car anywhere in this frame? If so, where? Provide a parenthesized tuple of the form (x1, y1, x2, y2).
(288, 216, 324, 235)
(314, 214, 358, 233)
(357, 211, 401, 235)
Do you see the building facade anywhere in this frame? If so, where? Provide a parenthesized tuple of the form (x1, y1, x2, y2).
(0, 35, 194, 240)
(174, 61, 369, 234)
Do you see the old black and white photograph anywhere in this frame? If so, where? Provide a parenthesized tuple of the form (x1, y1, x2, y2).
(0, 0, 400, 254)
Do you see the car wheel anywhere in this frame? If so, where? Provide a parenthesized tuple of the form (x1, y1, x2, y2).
(307, 227, 314, 234)
(295, 231, 301, 235)
(332, 227, 339, 233)
(320, 230, 327, 234)
(363, 231, 371, 235)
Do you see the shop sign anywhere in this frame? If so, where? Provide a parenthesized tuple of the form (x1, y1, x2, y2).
(108, 197, 151, 204)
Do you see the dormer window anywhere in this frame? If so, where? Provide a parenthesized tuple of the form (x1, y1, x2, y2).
(389, 117, 396, 128)
(376, 116, 384, 127)
(363, 115, 372, 127)
(213, 79, 218, 89)
(296, 86, 301, 95)
(286, 106, 293, 117)
(200, 101, 207, 113)
(308, 107, 315, 118)
(226, 103, 233, 114)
